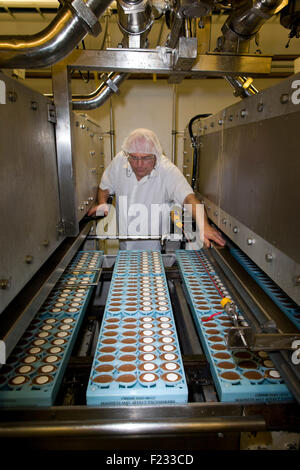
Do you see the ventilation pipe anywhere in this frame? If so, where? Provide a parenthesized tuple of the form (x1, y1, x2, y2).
(117, 0, 154, 48)
(217, 0, 288, 53)
(0, 0, 113, 68)
(72, 71, 129, 109)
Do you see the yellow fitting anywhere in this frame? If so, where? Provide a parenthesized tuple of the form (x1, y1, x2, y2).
(220, 297, 232, 308)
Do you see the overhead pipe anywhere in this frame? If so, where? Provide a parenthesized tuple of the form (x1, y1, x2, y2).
(217, 0, 288, 53)
(217, 0, 287, 98)
(117, 0, 154, 48)
(72, 71, 129, 110)
(0, 0, 114, 68)
(71, 71, 115, 100)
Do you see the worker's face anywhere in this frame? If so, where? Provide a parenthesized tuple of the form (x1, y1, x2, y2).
(128, 153, 156, 180)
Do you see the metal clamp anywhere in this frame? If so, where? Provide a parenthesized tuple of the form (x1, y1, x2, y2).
(227, 327, 300, 351)
(70, 0, 101, 37)
(106, 78, 120, 95)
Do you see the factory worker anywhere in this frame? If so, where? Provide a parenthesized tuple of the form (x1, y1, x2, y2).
(88, 128, 225, 251)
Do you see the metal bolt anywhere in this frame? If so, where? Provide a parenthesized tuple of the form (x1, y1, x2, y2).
(240, 109, 247, 118)
(228, 115, 233, 121)
(218, 119, 223, 125)
(8, 91, 17, 102)
(210, 122, 214, 128)
(80, 124, 85, 129)
(43, 240, 49, 247)
(265, 253, 273, 262)
(88, 196, 94, 201)
(222, 218, 227, 225)
(0, 279, 10, 289)
(25, 255, 33, 264)
(257, 102, 264, 112)
(294, 276, 300, 286)
(90, 150, 96, 156)
(233, 226, 239, 233)
(31, 101, 38, 111)
(280, 93, 289, 104)
(247, 238, 255, 245)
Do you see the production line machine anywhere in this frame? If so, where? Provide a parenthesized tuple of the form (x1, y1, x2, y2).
(0, 0, 300, 451)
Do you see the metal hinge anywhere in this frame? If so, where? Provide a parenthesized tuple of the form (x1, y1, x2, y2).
(47, 104, 57, 124)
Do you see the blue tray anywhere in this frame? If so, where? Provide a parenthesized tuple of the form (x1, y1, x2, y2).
(176, 249, 294, 403)
(86, 250, 188, 406)
(0, 251, 103, 407)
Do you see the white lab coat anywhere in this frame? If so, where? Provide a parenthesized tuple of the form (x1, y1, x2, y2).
(99, 152, 193, 250)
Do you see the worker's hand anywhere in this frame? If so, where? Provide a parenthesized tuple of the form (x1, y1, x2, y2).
(203, 221, 226, 248)
(87, 203, 109, 217)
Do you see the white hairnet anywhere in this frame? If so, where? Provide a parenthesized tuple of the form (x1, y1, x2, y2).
(121, 128, 163, 158)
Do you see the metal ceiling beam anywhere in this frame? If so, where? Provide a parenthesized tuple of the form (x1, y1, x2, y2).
(58, 48, 272, 76)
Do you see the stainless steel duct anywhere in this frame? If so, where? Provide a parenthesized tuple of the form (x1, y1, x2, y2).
(117, 0, 154, 48)
(72, 71, 129, 109)
(0, 0, 113, 68)
(217, 0, 288, 53)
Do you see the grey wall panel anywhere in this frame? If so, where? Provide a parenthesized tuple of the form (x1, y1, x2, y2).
(197, 73, 300, 304)
(0, 72, 62, 314)
(221, 114, 300, 265)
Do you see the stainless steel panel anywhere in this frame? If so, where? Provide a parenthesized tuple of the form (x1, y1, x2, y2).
(52, 65, 104, 236)
(52, 64, 78, 236)
(72, 113, 104, 222)
(0, 72, 62, 314)
(197, 73, 300, 305)
(221, 115, 300, 264)
(201, 197, 300, 305)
